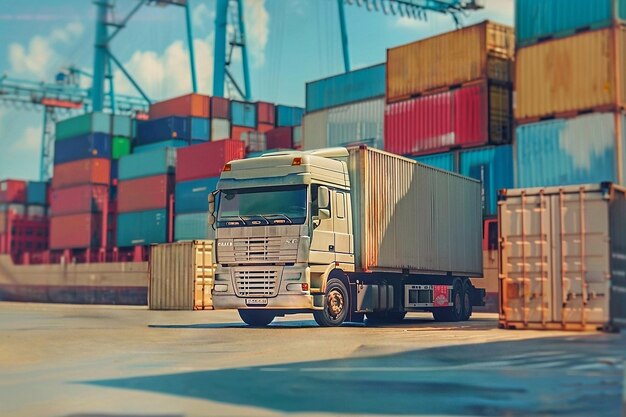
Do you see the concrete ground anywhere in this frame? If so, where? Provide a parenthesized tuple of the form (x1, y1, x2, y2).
(0, 302, 624, 417)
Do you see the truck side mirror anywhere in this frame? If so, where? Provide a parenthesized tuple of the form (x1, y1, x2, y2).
(318, 208, 330, 220)
(318, 186, 330, 209)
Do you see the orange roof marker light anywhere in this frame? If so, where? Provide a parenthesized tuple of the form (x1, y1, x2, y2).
(223, 163, 232, 172)
(292, 157, 302, 166)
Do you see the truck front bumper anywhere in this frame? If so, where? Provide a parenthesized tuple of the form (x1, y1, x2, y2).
(212, 293, 315, 310)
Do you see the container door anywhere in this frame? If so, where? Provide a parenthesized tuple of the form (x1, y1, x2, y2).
(551, 190, 611, 326)
(500, 191, 552, 324)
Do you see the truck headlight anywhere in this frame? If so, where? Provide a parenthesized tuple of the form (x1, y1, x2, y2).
(214, 284, 228, 292)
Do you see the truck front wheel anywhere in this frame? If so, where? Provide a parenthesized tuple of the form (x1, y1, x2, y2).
(238, 310, 275, 327)
(313, 278, 349, 327)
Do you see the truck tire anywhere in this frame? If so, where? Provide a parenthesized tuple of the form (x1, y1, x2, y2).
(432, 281, 463, 322)
(238, 310, 275, 327)
(366, 311, 407, 325)
(313, 278, 349, 327)
(461, 281, 473, 321)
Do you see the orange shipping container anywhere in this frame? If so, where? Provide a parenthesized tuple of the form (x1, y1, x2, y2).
(231, 126, 254, 141)
(516, 27, 626, 121)
(149, 94, 210, 119)
(50, 213, 102, 250)
(386, 21, 514, 103)
(52, 159, 111, 189)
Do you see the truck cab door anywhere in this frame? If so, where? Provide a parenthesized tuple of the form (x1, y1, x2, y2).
(333, 191, 354, 264)
(310, 185, 335, 265)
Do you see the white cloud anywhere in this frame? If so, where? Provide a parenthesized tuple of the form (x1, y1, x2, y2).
(11, 126, 41, 152)
(193, 2, 214, 29)
(244, 0, 270, 67)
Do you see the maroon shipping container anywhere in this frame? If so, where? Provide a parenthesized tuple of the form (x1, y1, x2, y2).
(176, 140, 245, 182)
(256, 102, 276, 125)
(50, 213, 102, 249)
(117, 175, 174, 213)
(384, 82, 512, 156)
(266, 127, 294, 149)
(149, 93, 210, 119)
(52, 159, 111, 189)
(211, 97, 230, 119)
(50, 185, 109, 216)
(0, 180, 27, 204)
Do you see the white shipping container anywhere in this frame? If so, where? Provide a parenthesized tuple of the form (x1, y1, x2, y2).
(302, 110, 328, 150)
(348, 147, 483, 275)
(498, 183, 626, 331)
(211, 119, 231, 141)
(328, 98, 384, 149)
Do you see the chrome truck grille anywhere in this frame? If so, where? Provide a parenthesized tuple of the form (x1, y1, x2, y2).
(234, 268, 280, 297)
(218, 237, 298, 264)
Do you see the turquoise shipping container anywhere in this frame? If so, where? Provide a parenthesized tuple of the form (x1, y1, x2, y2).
(133, 140, 189, 154)
(459, 145, 513, 216)
(191, 117, 210, 141)
(276, 106, 304, 127)
(118, 147, 177, 180)
(306, 64, 386, 113)
(26, 181, 48, 205)
(231, 101, 257, 128)
(175, 177, 219, 214)
(55, 112, 132, 140)
(174, 212, 215, 241)
(516, 113, 625, 188)
(412, 153, 457, 172)
(516, 0, 626, 47)
(117, 209, 168, 247)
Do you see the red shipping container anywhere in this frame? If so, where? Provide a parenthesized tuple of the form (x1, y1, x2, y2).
(211, 97, 230, 119)
(176, 140, 245, 182)
(266, 127, 294, 149)
(149, 93, 210, 119)
(385, 82, 512, 156)
(50, 213, 102, 249)
(231, 125, 254, 141)
(117, 175, 174, 213)
(52, 159, 111, 189)
(50, 185, 109, 216)
(256, 102, 276, 125)
(0, 180, 27, 204)
(257, 123, 274, 134)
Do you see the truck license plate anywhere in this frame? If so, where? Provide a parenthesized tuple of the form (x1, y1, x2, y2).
(245, 298, 268, 306)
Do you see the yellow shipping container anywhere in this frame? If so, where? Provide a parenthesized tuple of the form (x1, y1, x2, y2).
(386, 21, 514, 103)
(516, 27, 626, 121)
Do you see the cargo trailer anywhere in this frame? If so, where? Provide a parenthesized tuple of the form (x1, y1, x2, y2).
(209, 146, 484, 326)
(498, 183, 626, 331)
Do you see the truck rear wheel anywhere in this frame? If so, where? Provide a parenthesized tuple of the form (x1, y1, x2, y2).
(432, 281, 463, 322)
(313, 278, 349, 327)
(461, 281, 473, 321)
(238, 310, 275, 327)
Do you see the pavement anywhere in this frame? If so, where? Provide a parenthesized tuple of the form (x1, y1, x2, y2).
(0, 302, 624, 417)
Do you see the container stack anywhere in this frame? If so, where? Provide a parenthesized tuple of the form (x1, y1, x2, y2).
(514, 0, 626, 188)
(302, 64, 385, 150)
(210, 97, 231, 141)
(49, 112, 132, 252)
(0, 179, 49, 261)
(174, 140, 245, 241)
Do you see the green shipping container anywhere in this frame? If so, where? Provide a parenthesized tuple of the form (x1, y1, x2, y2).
(112, 137, 131, 160)
(56, 112, 132, 140)
(118, 147, 177, 180)
(117, 209, 168, 247)
(174, 212, 215, 241)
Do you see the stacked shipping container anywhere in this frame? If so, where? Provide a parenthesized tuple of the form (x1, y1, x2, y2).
(514, 1, 626, 187)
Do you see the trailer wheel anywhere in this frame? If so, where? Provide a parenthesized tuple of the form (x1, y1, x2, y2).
(313, 278, 349, 327)
(366, 311, 407, 325)
(461, 281, 473, 321)
(238, 310, 275, 327)
(432, 281, 463, 322)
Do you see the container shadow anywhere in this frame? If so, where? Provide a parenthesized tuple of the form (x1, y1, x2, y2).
(148, 320, 365, 329)
(83, 333, 626, 416)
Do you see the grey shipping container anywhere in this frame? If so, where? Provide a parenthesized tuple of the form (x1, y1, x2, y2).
(149, 240, 215, 310)
(348, 147, 483, 276)
(498, 183, 626, 331)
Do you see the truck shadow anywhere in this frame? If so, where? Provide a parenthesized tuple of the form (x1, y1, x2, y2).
(82, 333, 626, 416)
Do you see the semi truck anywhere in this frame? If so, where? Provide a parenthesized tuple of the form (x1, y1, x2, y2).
(208, 146, 485, 326)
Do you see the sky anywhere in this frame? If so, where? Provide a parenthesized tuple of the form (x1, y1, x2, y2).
(0, 0, 513, 180)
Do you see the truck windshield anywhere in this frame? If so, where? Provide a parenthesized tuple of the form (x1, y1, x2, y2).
(217, 185, 307, 227)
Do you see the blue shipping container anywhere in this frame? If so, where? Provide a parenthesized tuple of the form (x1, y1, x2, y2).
(175, 177, 219, 214)
(190, 117, 210, 141)
(53, 133, 111, 164)
(516, 0, 626, 47)
(276, 105, 304, 127)
(136, 116, 192, 145)
(306, 64, 386, 113)
(26, 181, 48, 205)
(117, 209, 168, 247)
(118, 147, 177, 180)
(133, 139, 189, 154)
(175, 212, 215, 241)
(231, 101, 257, 128)
(459, 145, 513, 216)
(412, 153, 457, 172)
(516, 113, 624, 188)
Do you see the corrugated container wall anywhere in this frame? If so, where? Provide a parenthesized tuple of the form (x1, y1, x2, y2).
(118, 148, 177, 181)
(50, 185, 108, 215)
(52, 159, 111, 189)
(385, 82, 512, 155)
(133, 140, 188, 154)
(516, 27, 626, 121)
(327, 98, 384, 149)
(136, 117, 193, 144)
(230, 101, 257, 128)
(347, 147, 482, 275)
(55, 113, 131, 140)
(306, 64, 385, 112)
(386, 21, 514, 102)
(302, 111, 329, 150)
(175, 177, 219, 214)
(276, 106, 304, 127)
(256, 102, 276, 125)
(515, 113, 625, 187)
(112, 137, 131, 159)
(148, 94, 210, 119)
(0, 180, 27, 204)
(211, 119, 231, 141)
(176, 140, 245, 182)
(54, 133, 111, 164)
(50, 213, 101, 249)
(266, 127, 294, 149)
(515, 0, 626, 47)
(411, 153, 457, 172)
(117, 209, 168, 247)
(175, 213, 216, 241)
(26, 181, 48, 205)
(210, 97, 230, 119)
(117, 175, 174, 213)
